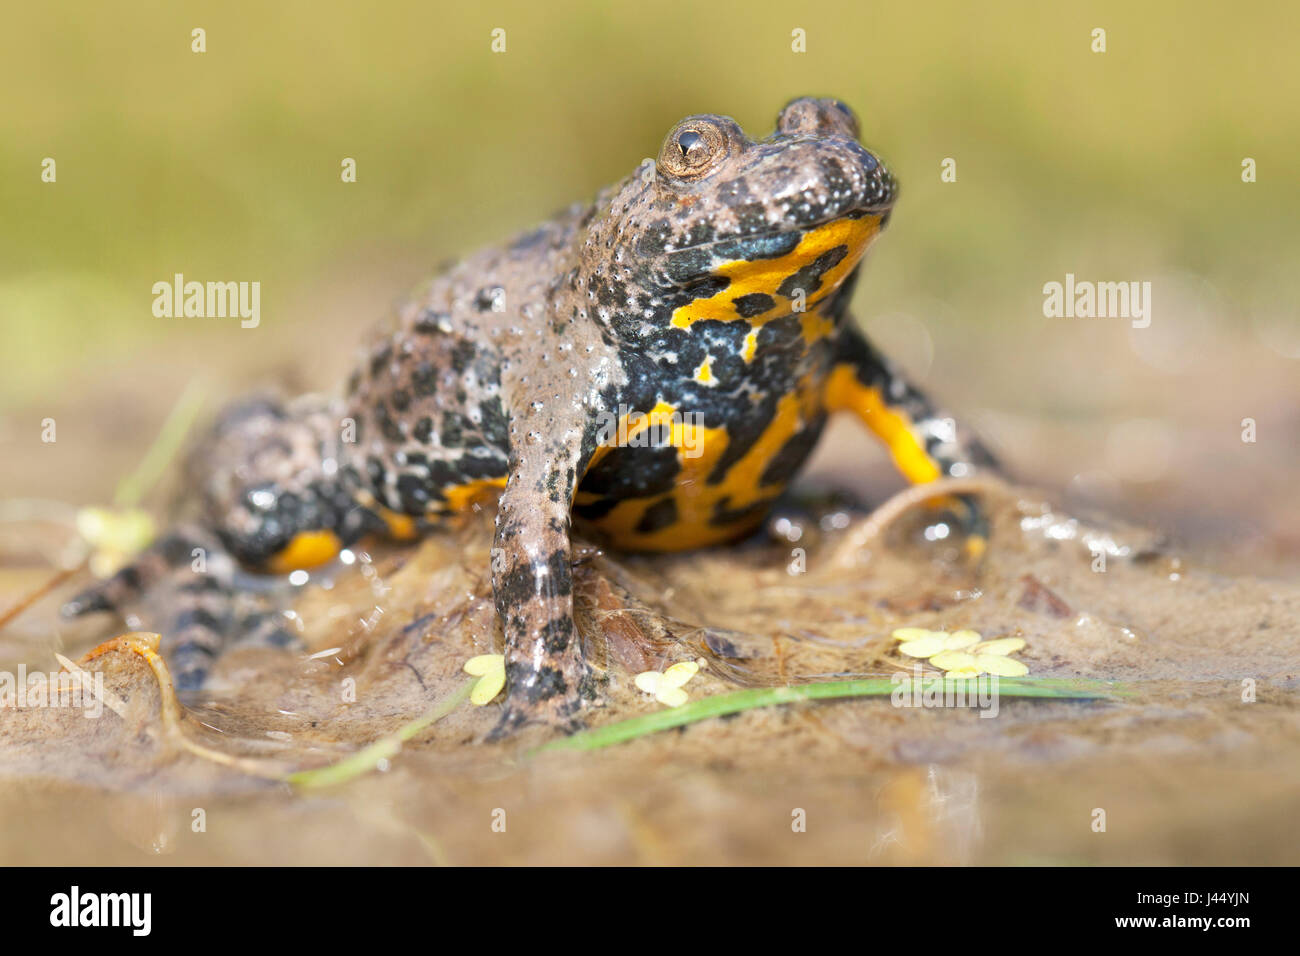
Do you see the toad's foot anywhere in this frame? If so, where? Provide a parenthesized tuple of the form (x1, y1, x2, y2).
(487, 678, 588, 741)
(62, 526, 301, 691)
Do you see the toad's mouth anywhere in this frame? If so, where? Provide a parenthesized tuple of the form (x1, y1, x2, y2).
(665, 202, 890, 259)
(665, 212, 885, 331)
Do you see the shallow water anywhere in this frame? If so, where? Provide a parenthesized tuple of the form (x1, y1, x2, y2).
(2, 471, 1297, 865)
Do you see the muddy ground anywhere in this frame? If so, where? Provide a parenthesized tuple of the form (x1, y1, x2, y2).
(2, 262, 1298, 865)
(1, 446, 1297, 864)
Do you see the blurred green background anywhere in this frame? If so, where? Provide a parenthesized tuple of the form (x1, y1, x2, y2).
(2, 0, 1298, 562)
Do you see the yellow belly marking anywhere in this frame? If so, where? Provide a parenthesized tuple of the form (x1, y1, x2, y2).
(440, 477, 507, 512)
(357, 477, 507, 543)
(267, 530, 342, 573)
(670, 216, 880, 330)
(376, 506, 418, 540)
(799, 307, 836, 346)
(578, 384, 822, 552)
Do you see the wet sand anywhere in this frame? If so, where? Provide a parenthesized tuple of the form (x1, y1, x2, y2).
(1, 462, 1297, 865)
(2, 262, 1297, 865)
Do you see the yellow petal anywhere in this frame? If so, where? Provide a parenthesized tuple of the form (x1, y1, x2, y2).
(976, 654, 1029, 677)
(115, 510, 156, 551)
(76, 506, 154, 552)
(656, 687, 689, 707)
(943, 666, 982, 679)
(463, 654, 504, 676)
(76, 507, 110, 542)
(891, 627, 934, 642)
(898, 636, 945, 658)
(634, 672, 663, 695)
(943, 630, 980, 650)
(930, 651, 977, 672)
(470, 668, 506, 705)
(972, 637, 1026, 656)
(661, 661, 700, 688)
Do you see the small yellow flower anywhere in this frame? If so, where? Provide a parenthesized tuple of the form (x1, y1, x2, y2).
(633, 660, 700, 707)
(75, 506, 156, 578)
(891, 628, 1028, 677)
(463, 654, 506, 705)
(896, 628, 979, 658)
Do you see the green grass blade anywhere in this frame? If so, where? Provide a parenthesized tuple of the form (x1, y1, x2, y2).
(537, 676, 1124, 753)
(113, 379, 207, 508)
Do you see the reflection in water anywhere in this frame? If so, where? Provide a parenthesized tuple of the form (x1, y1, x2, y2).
(870, 766, 981, 865)
(107, 789, 181, 856)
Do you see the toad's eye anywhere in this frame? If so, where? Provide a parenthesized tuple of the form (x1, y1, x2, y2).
(657, 119, 732, 180)
(676, 130, 706, 159)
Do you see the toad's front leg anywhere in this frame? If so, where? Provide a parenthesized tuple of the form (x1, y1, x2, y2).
(488, 408, 597, 738)
(825, 322, 1000, 553)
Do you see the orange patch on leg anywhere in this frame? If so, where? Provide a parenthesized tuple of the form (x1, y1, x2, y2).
(824, 364, 942, 484)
